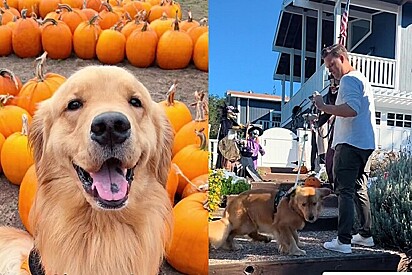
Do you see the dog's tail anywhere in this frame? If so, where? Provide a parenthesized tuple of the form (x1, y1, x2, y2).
(0, 227, 33, 275)
(208, 214, 232, 249)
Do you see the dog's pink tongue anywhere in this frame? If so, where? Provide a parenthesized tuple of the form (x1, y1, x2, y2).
(90, 165, 128, 201)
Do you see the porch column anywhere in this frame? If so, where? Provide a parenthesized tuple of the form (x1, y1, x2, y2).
(394, 5, 402, 91)
(334, 0, 342, 44)
(290, 52, 294, 98)
(281, 74, 286, 107)
(316, 8, 323, 69)
(301, 12, 307, 85)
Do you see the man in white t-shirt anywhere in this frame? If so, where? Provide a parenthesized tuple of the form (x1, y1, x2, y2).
(313, 44, 376, 254)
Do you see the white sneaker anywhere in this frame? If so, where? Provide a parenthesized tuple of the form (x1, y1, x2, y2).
(351, 233, 375, 247)
(323, 238, 352, 254)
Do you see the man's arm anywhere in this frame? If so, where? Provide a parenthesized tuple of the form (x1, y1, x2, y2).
(313, 94, 357, 117)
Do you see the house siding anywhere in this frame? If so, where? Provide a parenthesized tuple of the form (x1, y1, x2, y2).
(399, 24, 412, 92)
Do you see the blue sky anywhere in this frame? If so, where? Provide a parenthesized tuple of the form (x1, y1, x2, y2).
(209, 1, 283, 97)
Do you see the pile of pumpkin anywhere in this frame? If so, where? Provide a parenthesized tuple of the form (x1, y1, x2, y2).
(0, 0, 208, 71)
(0, 56, 209, 275)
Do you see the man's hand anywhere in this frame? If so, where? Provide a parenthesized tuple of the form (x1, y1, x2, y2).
(312, 92, 325, 111)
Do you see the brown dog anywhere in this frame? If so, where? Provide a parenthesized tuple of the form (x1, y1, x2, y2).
(209, 186, 331, 256)
(0, 66, 173, 275)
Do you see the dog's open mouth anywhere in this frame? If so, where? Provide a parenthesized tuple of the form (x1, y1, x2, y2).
(73, 158, 135, 209)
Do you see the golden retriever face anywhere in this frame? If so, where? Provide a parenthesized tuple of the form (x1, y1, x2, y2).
(29, 66, 173, 211)
(291, 187, 331, 223)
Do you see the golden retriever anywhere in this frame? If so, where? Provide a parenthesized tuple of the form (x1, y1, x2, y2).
(0, 65, 174, 275)
(209, 186, 331, 256)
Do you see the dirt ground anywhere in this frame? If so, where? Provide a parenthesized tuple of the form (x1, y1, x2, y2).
(0, 1, 207, 273)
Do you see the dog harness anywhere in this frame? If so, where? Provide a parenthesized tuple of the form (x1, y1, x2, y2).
(20, 248, 45, 275)
(273, 187, 297, 211)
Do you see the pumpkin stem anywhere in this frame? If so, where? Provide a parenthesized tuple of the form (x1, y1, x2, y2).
(82, 0, 87, 9)
(186, 10, 193, 22)
(0, 94, 14, 107)
(2, 0, 9, 10)
(41, 17, 58, 26)
(172, 164, 207, 192)
(21, 8, 28, 19)
(190, 90, 207, 122)
(199, 17, 207, 26)
(166, 80, 178, 106)
(195, 128, 207, 151)
(123, 11, 132, 22)
(57, 3, 73, 12)
(172, 10, 179, 31)
(140, 20, 148, 31)
(101, 2, 113, 12)
(0, 69, 20, 90)
(89, 14, 100, 25)
(35, 52, 48, 82)
(21, 114, 29, 136)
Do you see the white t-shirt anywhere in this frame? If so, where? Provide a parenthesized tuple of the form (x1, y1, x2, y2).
(332, 70, 376, 150)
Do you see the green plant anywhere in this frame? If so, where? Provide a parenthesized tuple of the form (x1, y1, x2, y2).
(207, 169, 251, 220)
(369, 152, 412, 252)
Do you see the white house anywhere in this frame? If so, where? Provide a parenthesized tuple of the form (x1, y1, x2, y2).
(274, 0, 412, 152)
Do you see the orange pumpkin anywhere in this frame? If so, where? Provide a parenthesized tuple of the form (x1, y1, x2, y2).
(172, 129, 208, 194)
(120, 12, 144, 39)
(1, 114, 34, 185)
(179, 10, 199, 32)
(58, 3, 87, 34)
(158, 80, 192, 134)
(126, 22, 158, 68)
(0, 16, 13, 56)
(61, 0, 82, 9)
(73, 14, 101, 59)
(96, 26, 126, 64)
(166, 192, 208, 275)
(193, 31, 208, 72)
(98, 2, 120, 30)
(304, 176, 322, 188)
(11, 9, 42, 58)
(84, 0, 102, 12)
(41, 18, 73, 59)
(123, 0, 147, 19)
(0, 69, 22, 96)
(18, 164, 38, 235)
(16, 52, 66, 116)
(0, 95, 32, 137)
(17, 0, 40, 17)
(147, 0, 168, 22)
(186, 18, 207, 45)
(0, 132, 5, 172)
(156, 15, 193, 69)
(38, 0, 61, 19)
(181, 173, 208, 198)
(148, 12, 172, 39)
(0, 2, 20, 24)
(1, 0, 19, 9)
(172, 90, 208, 156)
(165, 163, 178, 205)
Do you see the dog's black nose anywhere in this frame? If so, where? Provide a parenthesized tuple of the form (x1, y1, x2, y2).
(308, 215, 315, 221)
(91, 112, 131, 146)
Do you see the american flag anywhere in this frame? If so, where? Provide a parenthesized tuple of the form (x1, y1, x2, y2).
(339, 0, 351, 46)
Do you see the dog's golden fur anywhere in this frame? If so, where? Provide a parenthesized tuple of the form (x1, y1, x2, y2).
(209, 187, 331, 256)
(0, 66, 174, 275)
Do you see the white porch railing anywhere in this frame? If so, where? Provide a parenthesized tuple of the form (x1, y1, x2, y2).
(348, 53, 395, 89)
(281, 53, 397, 126)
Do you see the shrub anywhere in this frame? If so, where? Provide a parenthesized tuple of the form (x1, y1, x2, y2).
(369, 152, 412, 252)
(207, 169, 250, 220)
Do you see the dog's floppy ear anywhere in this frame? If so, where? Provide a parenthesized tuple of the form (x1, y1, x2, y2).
(148, 103, 174, 186)
(28, 100, 51, 166)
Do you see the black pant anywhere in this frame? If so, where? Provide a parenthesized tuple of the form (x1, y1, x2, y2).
(333, 143, 373, 244)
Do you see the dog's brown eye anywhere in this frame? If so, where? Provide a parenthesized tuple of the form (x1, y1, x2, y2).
(313, 202, 317, 206)
(129, 98, 142, 108)
(302, 203, 307, 207)
(67, 100, 83, 111)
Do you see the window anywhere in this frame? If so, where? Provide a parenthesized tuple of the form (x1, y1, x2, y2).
(376, 111, 381, 125)
(386, 112, 412, 128)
